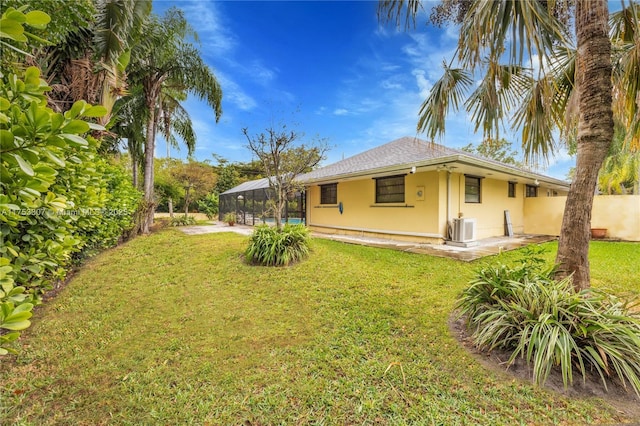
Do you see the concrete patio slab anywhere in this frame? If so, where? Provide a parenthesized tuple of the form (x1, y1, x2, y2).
(176, 221, 556, 261)
(312, 233, 556, 262)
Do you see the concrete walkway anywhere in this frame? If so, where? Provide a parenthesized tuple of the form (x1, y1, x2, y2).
(176, 221, 555, 261)
(177, 221, 254, 236)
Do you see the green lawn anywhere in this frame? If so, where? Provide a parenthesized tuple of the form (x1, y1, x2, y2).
(1, 230, 639, 425)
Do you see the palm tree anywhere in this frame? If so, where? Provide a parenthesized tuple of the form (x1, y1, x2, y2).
(36, 0, 151, 120)
(379, 0, 639, 289)
(127, 8, 222, 234)
(155, 85, 197, 217)
(555, 1, 614, 288)
(108, 87, 146, 187)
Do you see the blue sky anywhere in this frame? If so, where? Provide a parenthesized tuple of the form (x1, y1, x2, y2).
(152, 0, 575, 179)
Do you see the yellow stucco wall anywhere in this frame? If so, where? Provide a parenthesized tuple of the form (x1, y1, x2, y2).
(524, 195, 640, 241)
(306, 171, 569, 242)
(449, 174, 527, 240)
(306, 171, 443, 243)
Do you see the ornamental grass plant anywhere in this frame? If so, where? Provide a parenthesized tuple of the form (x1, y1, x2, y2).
(457, 247, 640, 396)
(245, 223, 310, 266)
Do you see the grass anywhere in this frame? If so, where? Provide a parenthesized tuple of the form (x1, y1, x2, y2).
(1, 232, 638, 425)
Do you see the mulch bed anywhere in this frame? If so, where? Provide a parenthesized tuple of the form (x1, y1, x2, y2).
(448, 313, 640, 419)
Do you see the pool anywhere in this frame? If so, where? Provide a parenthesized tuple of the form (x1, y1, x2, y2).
(262, 217, 305, 225)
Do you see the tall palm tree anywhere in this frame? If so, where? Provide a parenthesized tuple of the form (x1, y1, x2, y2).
(379, 0, 639, 289)
(127, 8, 222, 234)
(555, 1, 614, 288)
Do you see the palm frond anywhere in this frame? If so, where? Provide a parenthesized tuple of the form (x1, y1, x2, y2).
(512, 76, 557, 163)
(548, 45, 577, 141)
(465, 61, 532, 138)
(377, 0, 423, 29)
(417, 63, 473, 139)
(458, 0, 567, 70)
(610, 3, 640, 150)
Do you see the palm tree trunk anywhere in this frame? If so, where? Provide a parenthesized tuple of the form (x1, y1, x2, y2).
(184, 187, 190, 216)
(131, 153, 139, 189)
(141, 96, 157, 234)
(556, 0, 614, 290)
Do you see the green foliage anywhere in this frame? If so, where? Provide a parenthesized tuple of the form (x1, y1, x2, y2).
(213, 160, 240, 194)
(0, 4, 51, 58)
(458, 248, 640, 396)
(1, 237, 636, 424)
(223, 212, 236, 225)
(461, 137, 524, 167)
(169, 215, 196, 227)
(196, 192, 218, 220)
(245, 224, 310, 266)
(0, 62, 140, 355)
(170, 160, 217, 214)
(597, 124, 640, 194)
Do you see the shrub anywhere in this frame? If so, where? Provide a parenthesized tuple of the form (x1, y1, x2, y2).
(0, 12, 141, 355)
(170, 215, 197, 227)
(196, 193, 218, 220)
(457, 247, 640, 397)
(223, 212, 236, 225)
(245, 224, 310, 266)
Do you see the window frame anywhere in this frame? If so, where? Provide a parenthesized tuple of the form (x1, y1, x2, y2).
(374, 174, 405, 204)
(320, 183, 337, 205)
(464, 175, 482, 204)
(525, 184, 538, 198)
(508, 181, 516, 198)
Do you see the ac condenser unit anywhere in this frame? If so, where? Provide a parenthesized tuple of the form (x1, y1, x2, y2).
(452, 218, 477, 243)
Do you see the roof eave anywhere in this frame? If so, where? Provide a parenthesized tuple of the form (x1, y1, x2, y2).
(299, 154, 570, 189)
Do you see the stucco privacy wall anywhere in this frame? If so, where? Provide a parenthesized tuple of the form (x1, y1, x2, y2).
(524, 195, 640, 241)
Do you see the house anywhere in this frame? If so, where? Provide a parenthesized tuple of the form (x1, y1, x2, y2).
(297, 136, 570, 244)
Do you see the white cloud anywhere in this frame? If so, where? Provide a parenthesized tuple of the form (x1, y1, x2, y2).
(334, 108, 349, 116)
(216, 72, 257, 111)
(179, 1, 237, 55)
(411, 69, 431, 98)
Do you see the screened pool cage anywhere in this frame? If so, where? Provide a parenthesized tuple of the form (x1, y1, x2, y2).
(218, 177, 306, 226)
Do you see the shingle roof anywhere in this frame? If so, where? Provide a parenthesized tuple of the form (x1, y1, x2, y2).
(221, 136, 570, 195)
(297, 136, 458, 181)
(297, 136, 569, 187)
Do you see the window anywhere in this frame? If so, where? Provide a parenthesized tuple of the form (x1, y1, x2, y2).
(526, 184, 538, 197)
(508, 181, 516, 198)
(465, 175, 481, 203)
(320, 183, 337, 204)
(375, 175, 405, 203)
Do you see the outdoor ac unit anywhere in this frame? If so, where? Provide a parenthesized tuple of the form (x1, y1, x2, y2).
(452, 218, 476, 243)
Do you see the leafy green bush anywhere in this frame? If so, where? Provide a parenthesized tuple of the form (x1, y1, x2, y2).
(169, 215, 197, 227)
(196, 193, 218, 220)
(457, 247, 640, 397)
(245, 224, 310, 266)
(0, 11, 141, 355)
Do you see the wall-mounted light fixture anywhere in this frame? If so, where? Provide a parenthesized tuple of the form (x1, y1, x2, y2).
(410, 166, 417, 174)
